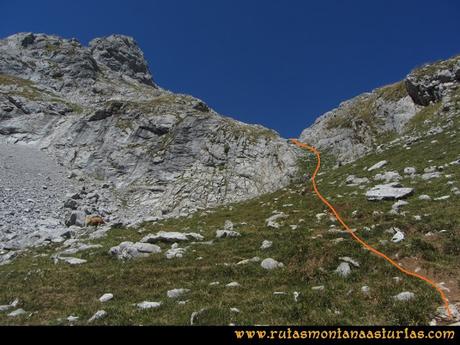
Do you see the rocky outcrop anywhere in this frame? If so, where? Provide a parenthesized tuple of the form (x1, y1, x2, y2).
(89, 35, 154, 86)
(299, 82, 418, 163)
(405, 55, 460, 106)
(299, 54, 460, 163)
(0, 32, 299, 232)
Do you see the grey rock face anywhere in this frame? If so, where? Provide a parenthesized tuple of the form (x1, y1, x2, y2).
(0, 32, 299, 239)
(299, 89, 418, 163)
(299, 54, 459, 163)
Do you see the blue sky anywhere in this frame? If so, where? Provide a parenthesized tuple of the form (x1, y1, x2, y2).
(1, 0, 459, 138)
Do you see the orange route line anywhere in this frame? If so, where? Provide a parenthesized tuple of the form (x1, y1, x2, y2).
(290, 138, 452, 319)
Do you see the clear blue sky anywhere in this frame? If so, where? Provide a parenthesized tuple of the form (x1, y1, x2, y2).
(1, 1, 459, 138)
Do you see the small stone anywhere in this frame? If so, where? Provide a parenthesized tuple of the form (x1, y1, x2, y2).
(260, 240, 273, 250)
(434, 195, 450, 201)
(361, 286, 370, 294)
(236, 257, 260, 265)
(335, 262, 351, 277)
(167, 288, 190, 299)
(293, 291, 300, 302)
(216, 230, 241, 238)
(391, 229, 405, 243)
(88, 310, 107, 322)
(99, 293, 113, 303)
(418, 194, 431, 201)
(67, 315, 79, 322)
(393, 291, 415, 302)
(261, 258, 284, 270)
(226, 282, 241, 288)
(339, 256, 360, 267)
(311, 285, 325, 291)
(7, 308, 26, 317)
(136, 301, 162, 310)
(404, 167, 417, 175)
(368, 160, 387, 171)
(59, 257, 87, 265)
(190, 308, 207, 325)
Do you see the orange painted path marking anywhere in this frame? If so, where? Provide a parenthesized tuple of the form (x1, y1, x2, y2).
(290, 138, 452, 319)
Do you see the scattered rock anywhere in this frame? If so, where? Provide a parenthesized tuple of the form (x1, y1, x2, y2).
(335, 262, 352, 277)
(261, 258, 284, 270)
(345, 175, 369, 186)
(226, 282, 241, 288)
(109, 241, 161, 260)
(434, 195, 450, 201)
(293, 291, 300, 302)
(361, 286, 370, 295)
(260, 240, 273, 250)
(67, 315, 79, 322)
(88, 310, 107, 322)
(374, 171, 401, 183)
(165, 243, 187, 259)
(365, 183, 413, 201)
(236, 257, 260, 265)
(339, 256, 360, 267)
(141, 231, 203, 243)
(421, 172, 441, 180)
(7, 308, 26, 317)
(404, 167, 417, 175)
(393, 291, 415, 302)
(65, 211, 87, 227)
(136, 301, 162, 310)
(99, 293, 113, 303)
(436, 304, 460, 321)
(391, 200, 408, 212)
(418, 194, 431, 201)
(265, 212, 287, 229)
(391, 228, 405, 243)
(216, 230, 241, 238)
(311, 285, 325, 291)
(368, 160, 388, 171)
(167, 288, 190, 299)
(55, 256, 87, 265)
(190, 308, 207, 325)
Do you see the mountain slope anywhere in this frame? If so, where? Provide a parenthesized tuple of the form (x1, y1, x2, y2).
(299, 54, 460, 164)
(0, 33, 299, 235)
(0, 107, 458, 325)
